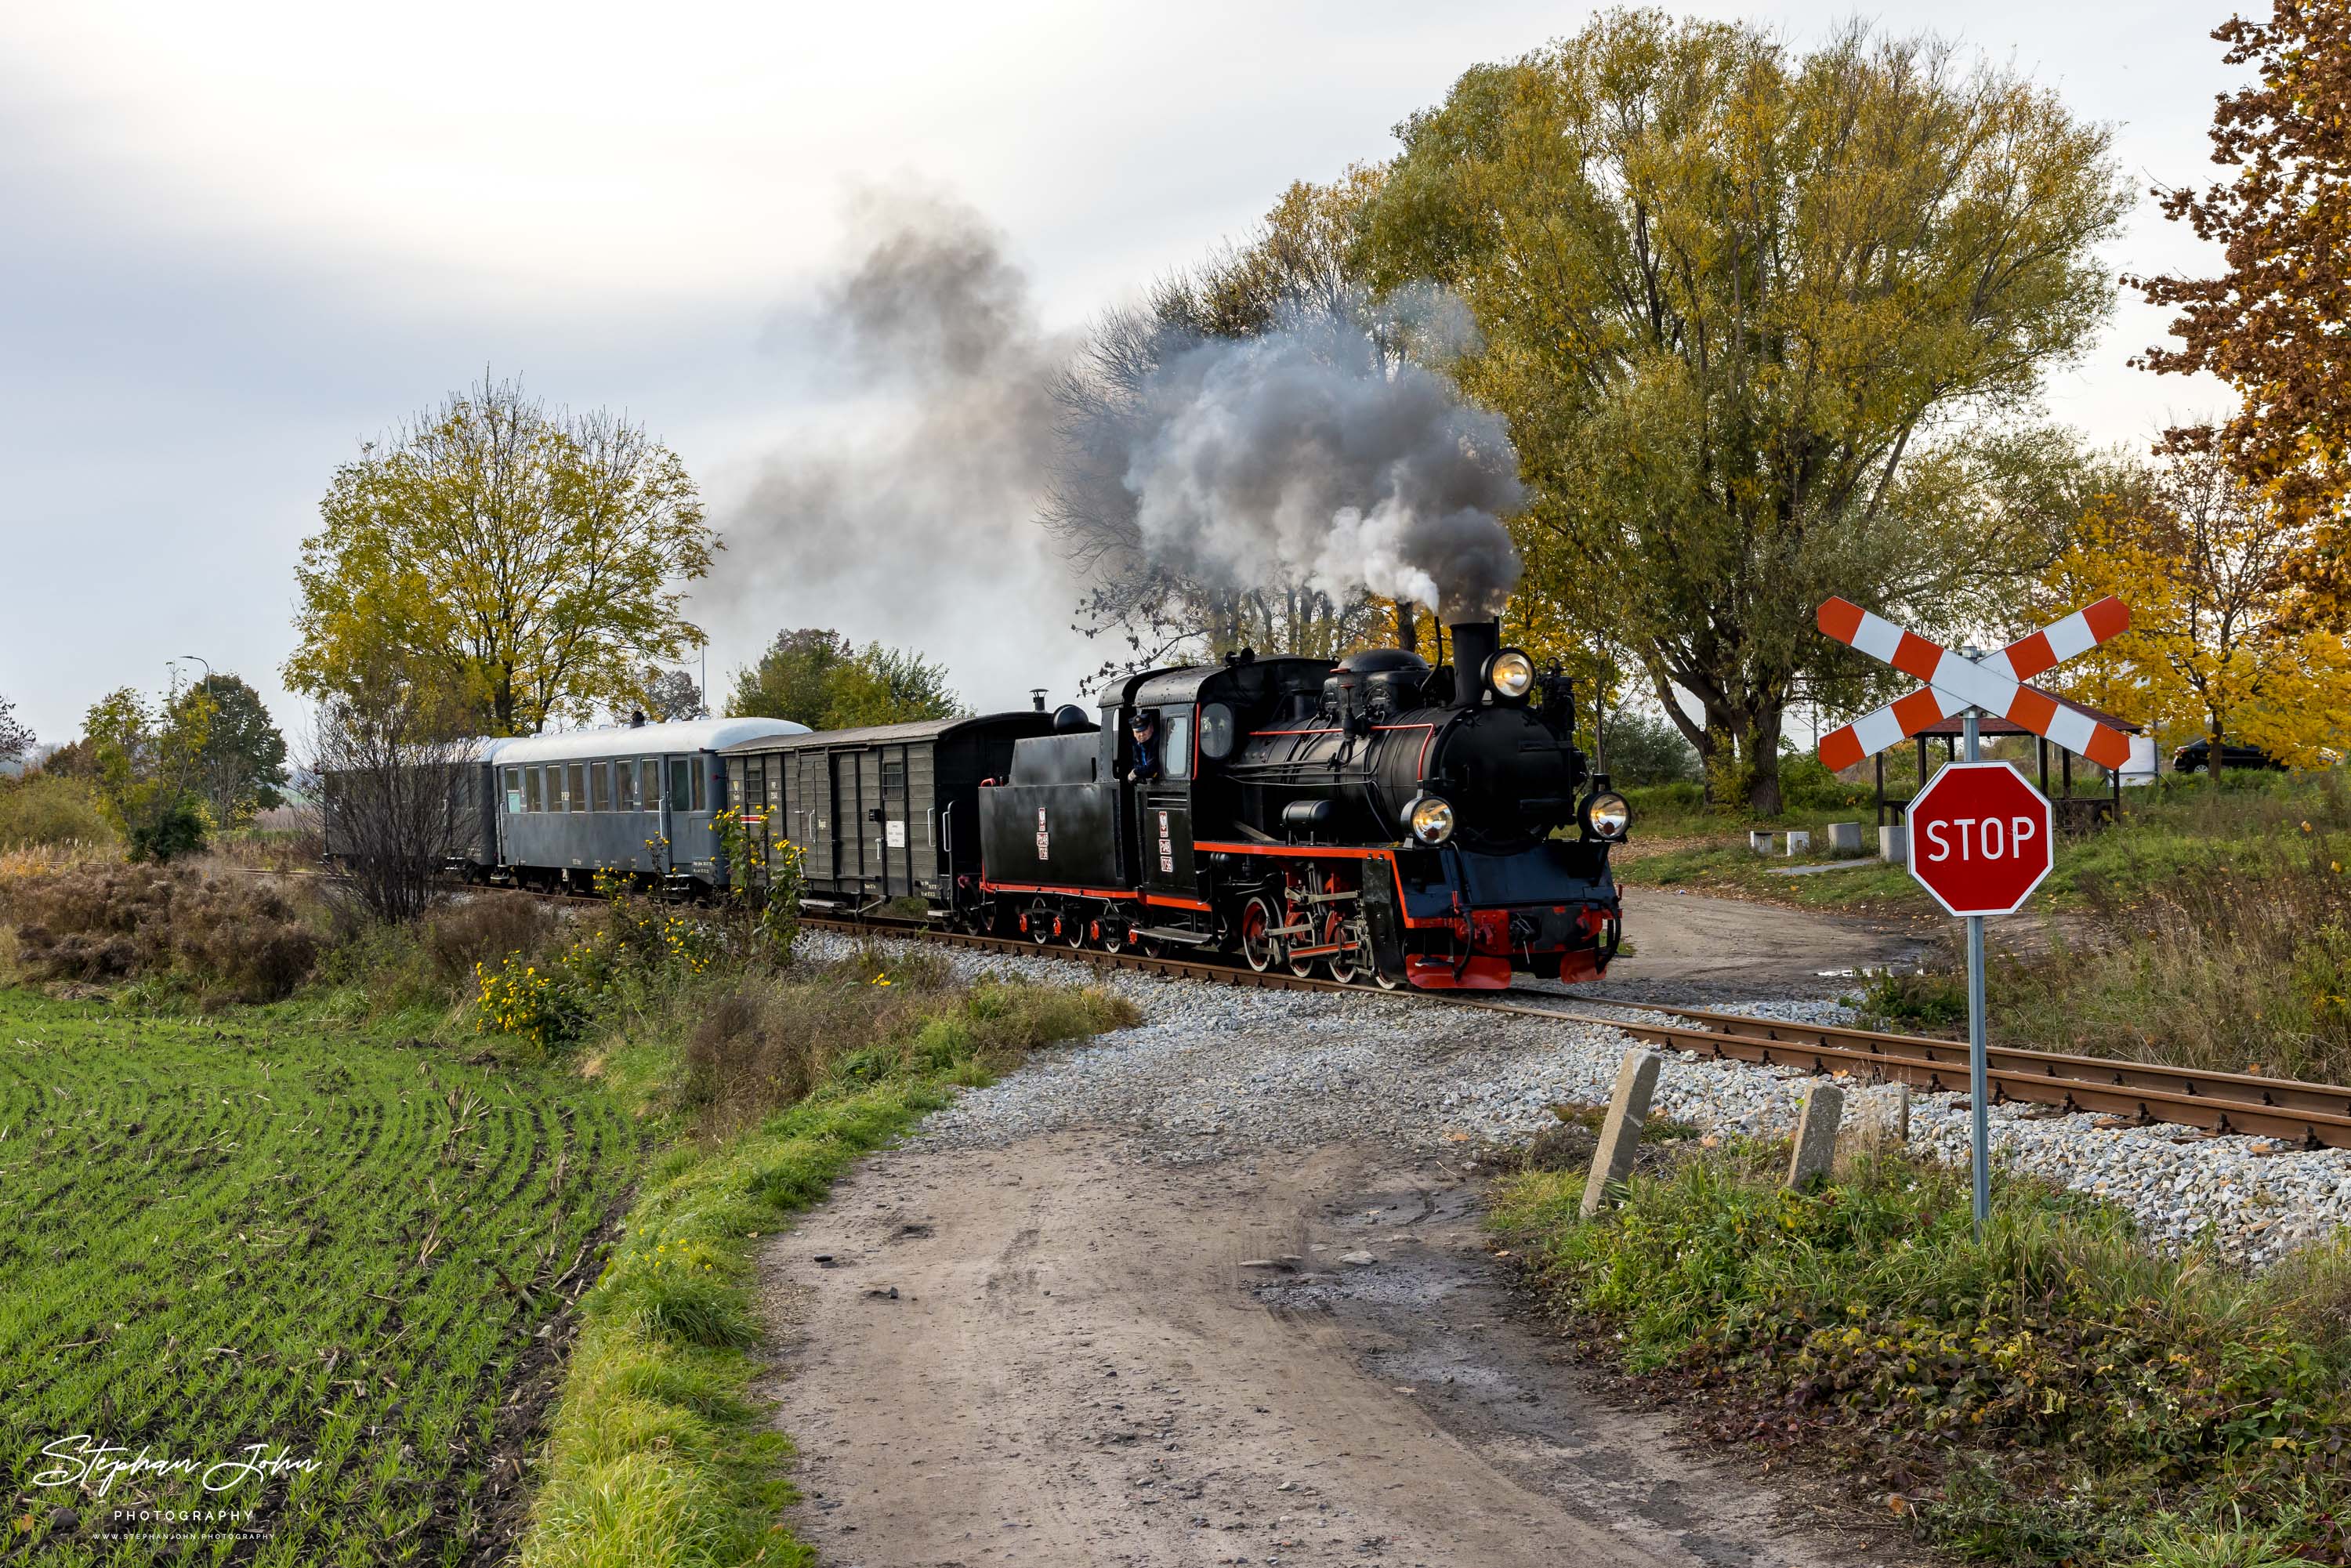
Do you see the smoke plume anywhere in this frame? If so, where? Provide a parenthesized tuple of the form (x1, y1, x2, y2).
(710, 186, 1092, 708)
(1128, 320, 1523, 620)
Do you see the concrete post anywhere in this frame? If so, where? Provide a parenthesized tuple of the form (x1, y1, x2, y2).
(1784, 1083, 1846, 1191)
(1783, 830, 1812, 856)
(1879, 824, 1907, 862)
(1579, 1048, 1662, 1220)
(1749, 830, 1774, 855)
(1827, 821, 1864, 853)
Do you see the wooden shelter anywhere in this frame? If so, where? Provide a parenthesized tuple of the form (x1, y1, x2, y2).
(1874, 694, 2142, 833)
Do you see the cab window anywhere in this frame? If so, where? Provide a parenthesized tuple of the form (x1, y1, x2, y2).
(1162, 709, 1191, 780)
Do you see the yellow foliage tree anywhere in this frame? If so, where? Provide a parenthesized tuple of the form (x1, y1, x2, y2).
(286, 375, 715, 737)
(2043, 442, 2351, 766)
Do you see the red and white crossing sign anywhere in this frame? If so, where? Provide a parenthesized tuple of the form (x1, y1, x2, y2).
(1906, 762, 2053, 916)
(1815, 598, 2133, 771)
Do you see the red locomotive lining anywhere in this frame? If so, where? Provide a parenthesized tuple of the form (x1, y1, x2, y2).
(1193, 841, 1453, 929)
(986, 880, 1140, 901)
(1143, 893, 1212, 911)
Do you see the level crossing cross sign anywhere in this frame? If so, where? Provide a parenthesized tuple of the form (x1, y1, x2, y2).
(1814, 597, 2134, 773)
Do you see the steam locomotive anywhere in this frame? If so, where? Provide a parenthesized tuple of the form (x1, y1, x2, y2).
(726, 617, 1627, 990)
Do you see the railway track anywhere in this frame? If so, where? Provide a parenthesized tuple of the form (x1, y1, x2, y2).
(235, 869, 2351, 1150)
(800, 911, 2351, 1152)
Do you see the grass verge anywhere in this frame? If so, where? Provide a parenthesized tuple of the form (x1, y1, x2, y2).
(516, 955, 1136, 1568)
(1492, 1144, 2351, 1566)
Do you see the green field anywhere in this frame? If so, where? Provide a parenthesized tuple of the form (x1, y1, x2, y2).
(0, 990, 642, 1565)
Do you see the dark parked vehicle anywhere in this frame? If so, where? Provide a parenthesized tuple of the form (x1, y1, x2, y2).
(2170, 738, 2286, 774)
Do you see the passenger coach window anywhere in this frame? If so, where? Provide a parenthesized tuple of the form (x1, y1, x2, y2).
(591, 762, 611, 813)
(640, 759, 661, 809)
(504, 767, 523, 813)
(525, 767, 544, 813)
(669, 758, 692, 813)
(692, 758, 708, 812)
(1164, 712, 1192, 780)
(567, 763, 587, 813)
(616, 761, 638, 812)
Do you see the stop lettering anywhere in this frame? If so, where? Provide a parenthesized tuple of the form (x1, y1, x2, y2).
(1905, 761, 2055, 917)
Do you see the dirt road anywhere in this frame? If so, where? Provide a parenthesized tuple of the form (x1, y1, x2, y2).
(1578, 886, 1926, 1005)
(754, 903, 1934, 1566)
(760, 1135, 1918, 1567)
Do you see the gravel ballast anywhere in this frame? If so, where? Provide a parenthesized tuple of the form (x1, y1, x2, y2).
(805, 929, 2351, 1269)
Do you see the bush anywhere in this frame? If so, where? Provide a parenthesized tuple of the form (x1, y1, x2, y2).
(423, 895, 559, 987)
(1777, 749, 1871, 813)
(0, 773, 114, 849)
(126, 794, 208, 863)
(1596, 708, 1701, 785)
(672, 946, 1134, 1133)
(1, 860, 319, 1001)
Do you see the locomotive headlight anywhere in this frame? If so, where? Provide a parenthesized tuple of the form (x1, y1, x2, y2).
(1487, 649, 1535, 701)
(1407, 795, 1456, 845)
(1582, 791, 1632, 842)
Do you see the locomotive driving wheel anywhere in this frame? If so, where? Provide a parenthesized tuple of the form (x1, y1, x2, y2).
(1027, 900, 1052, 946)
(1287, 900, 1319, 980)
(1239, 895, 1281, 973)
(1063, 906, 1088, 950)
(1325, 914, 1359, 984)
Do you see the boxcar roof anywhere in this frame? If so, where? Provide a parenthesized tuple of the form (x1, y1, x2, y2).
(719, 712, 1052, 755)
(493, 718, 809, 766)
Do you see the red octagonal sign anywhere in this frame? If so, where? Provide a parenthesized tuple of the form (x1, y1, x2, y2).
(1907, 761, 2054, 917)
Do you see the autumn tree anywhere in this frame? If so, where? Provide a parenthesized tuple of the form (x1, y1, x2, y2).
(164, 675, 288, 829)
(2044, 438, 2351, 766)
(83, 687, 208, 860)
(2132, 0, 2351, 560)
(286, 375, 715, 737)
(0, 696, 31, 773)
(1357, 13, 2129, 811)
(726, 628, 963, 728)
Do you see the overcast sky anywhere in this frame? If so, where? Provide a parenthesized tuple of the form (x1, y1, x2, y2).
(0, 1, 2244, 747)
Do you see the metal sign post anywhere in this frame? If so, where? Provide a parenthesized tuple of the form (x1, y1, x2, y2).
(1962, 708, 1990, 1236)
(1812, 600, 2133, 1239)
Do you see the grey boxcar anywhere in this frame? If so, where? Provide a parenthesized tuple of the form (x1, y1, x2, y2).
(723, 713, 1056, 917)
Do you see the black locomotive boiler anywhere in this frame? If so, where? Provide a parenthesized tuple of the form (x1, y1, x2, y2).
(961, 617, 1628, 989)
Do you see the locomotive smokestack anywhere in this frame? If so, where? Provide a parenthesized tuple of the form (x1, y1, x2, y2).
(1448, 618, 1499, 708)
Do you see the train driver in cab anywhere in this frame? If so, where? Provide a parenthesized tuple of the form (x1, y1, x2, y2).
(1127, 707, 1161, 782)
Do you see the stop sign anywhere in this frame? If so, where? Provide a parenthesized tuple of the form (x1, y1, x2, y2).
(1906, 761, 2054, 916)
